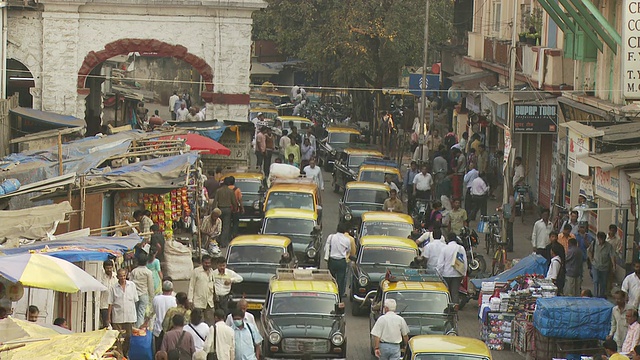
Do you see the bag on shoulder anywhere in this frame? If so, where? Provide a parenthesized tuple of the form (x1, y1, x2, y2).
(206, 323, 218, 360)
(167, 331, 190, 360)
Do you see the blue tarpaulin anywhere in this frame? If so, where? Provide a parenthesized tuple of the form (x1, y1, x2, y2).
(534, 297, 612, 339)
(10, 107, 85, 128)
(0, 235, 140, 262)
(197, 127, 227, 142)
(471, 254, 549, 289)
(101, 153, 198, 176)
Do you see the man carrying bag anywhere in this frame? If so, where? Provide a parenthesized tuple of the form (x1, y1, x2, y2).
(436, 232, 468, 307)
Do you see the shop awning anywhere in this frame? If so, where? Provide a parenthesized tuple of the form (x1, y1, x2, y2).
(580, 149, 640, 171)
(484, 92, 509, 106)
(557, 96, 616, 122)
(448, 71, 496, 87)
(598, 122, 640, 142)
(9, 107, 85, 128)
(536, 0, 621, 53)
(559, 121, 604, 138)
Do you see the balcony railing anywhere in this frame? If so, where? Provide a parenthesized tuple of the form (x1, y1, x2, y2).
(483, 37, 522, 72)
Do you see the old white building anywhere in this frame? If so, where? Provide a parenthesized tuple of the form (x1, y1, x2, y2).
(5, 0, 265, 126)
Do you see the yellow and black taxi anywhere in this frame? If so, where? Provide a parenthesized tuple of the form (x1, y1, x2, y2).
(261, 208, 322, 268)
(261, 269, 347, 359)
(223, 169, 265, 227)
(350, 236, 418, 316)
(356, 158, 402, 188)
(279, 115, 314, 134)
(403, 335, 492, 360)
(264, 178, 322, 221)
(368, 269, 457, 353)
(332, 148, 384, 193)
(227, 235, 297, 312)
(249, 107, 279, 124)
(338, 182, 389, 231)
(317, 126, 362, 171)
(250, 98, 276, 109)
(358, 211, 414, 242)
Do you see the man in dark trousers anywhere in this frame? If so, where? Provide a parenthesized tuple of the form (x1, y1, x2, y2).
(324, 223, 352, 300)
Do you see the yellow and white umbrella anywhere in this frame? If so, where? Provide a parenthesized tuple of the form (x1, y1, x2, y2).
(0, 253, 106, 293)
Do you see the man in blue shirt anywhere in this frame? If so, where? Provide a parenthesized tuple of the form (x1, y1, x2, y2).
(231, 308, 262, 360)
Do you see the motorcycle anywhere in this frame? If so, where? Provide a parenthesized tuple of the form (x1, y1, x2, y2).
(458, 226, 486, 276)
(412, 198, 431, 226)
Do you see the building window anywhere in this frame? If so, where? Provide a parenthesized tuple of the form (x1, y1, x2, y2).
(493, 3, 502, 34)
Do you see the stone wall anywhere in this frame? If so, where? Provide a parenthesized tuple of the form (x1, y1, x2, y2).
(6, 0, 265, 121)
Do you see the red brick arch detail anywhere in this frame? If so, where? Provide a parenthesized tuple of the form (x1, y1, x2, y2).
(77, 38, 214, 93)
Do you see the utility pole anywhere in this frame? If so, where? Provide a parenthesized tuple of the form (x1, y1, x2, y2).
(502, 1, 519, 240)
(419, 0, 430, 164)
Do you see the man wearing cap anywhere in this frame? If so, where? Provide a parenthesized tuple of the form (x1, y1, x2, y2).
(151, 280, 177, 351)
(370, 298, 409, 360)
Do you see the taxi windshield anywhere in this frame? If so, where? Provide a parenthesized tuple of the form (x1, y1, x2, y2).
(384, 291, 449, 314)
(361, 221, 413, 238)
(359, 171, 398, 183)
(235, 180, 262, 194)
(329, 132, 359, 144)
(264, 218, 315, 235)
(266, 192, 314, 212)
(348, 155, 377, 168)
(283, 121, 312, 131)
(270, 292, 338, 315)
(345, 189, 388, 204)
(227, 245, 283, 265)
(360, 247, 415, 266)
(415, 355, 489, 360)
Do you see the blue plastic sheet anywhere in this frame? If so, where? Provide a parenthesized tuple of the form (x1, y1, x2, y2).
(0, 235, 139, 262)
(534, 297, 612, 340)
(129, 330, 153, 360)
(470, 254, 548, 289)
(197, 126, 227, 141)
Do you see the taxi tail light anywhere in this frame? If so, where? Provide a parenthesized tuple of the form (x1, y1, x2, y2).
(270, 346, 279, 352)
(358, 288, 366, 293)
(333, 348, 342, 353)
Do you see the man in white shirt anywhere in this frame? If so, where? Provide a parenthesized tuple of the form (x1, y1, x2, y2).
(168, 91, 179, 120)
(188, 255, 216, 320)
(546, 244, 563, 287)
(303, 157, 324, 191)
(413, 164, 433, 200)
(419, 227, 446, 271)
(278, 130, 291, 160)
(370, 299, 409, 360)
(200, 309, 235, 360)
(108, 268, 138, 355)
(469, 175, 489, 221)
(305, 128, 317, 151)
(99, 260, 118, 329)
(512, 156, 525, 188)
(151, 280, 177, 352)
(225, 299, 256, 327)
(176, 102, 189, 121)
(531, 208, 553, 256)
(325, 223, 352, 300)
(184, 309, 210, 353)
(436, 233, 467, 306)
(622, 262, 640, 309)
(213, 258, 243, 314)
(384, 174, 400, 193)
(129, 255, 154, 327)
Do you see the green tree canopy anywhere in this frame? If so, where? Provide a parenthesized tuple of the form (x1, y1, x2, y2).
(253, 0, 454, 88)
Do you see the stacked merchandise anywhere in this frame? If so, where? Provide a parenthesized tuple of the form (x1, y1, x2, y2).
(484, 312, 515, 350)
(143, 188, 191, 238)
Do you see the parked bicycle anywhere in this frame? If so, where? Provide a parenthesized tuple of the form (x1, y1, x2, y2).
(552, 202, 569, 231)
(492, 234, 509, 276)
(480, 214, 501, 255)
(515, 184, 530, 223)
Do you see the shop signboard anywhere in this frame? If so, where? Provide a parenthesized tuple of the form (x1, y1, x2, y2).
(513, 104, 558, 133)
(595, 167, 620, 205)
(623, 0, 640, 99)
(568, 130, 590, 176)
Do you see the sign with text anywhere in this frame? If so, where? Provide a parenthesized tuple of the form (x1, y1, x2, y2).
(513, 104, 558, 133)
(624, 0, 640, 99)
(595, 167, 620, 205)
(568, 129, 590, 176)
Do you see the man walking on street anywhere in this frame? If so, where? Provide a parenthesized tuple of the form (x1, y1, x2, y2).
(201, 309, 235, 360)
(231, 308, 262, 360)
(325, 223, 352, 300)
(531, 208, 553, 257)
(188, 255, 216, 323)
(565, 238, 583, 297)
(436, 233, 467, 306)
(213, 258, 243, 315)
(255, 127, 266, 168)
(622, 262, 640, 309)
(169, 91, 179, 120)
(370, 298, 409, 360)
(214, 177, 237, 248)
(160, 314, 196, 359)
(383, 188, 404, 213)
(404, 161, 419, 213)
(303, 158, 324, 191)
(151, 280, 177, 352)
(130, 255, 154, 327)
(589, 231, 616, 298)
(413, 164, 433, 201)
(107, 268, 138, 356)
(99, 260, 117, 329)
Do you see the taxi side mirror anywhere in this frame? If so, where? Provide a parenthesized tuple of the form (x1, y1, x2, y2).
(335, 303, 345, 315)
